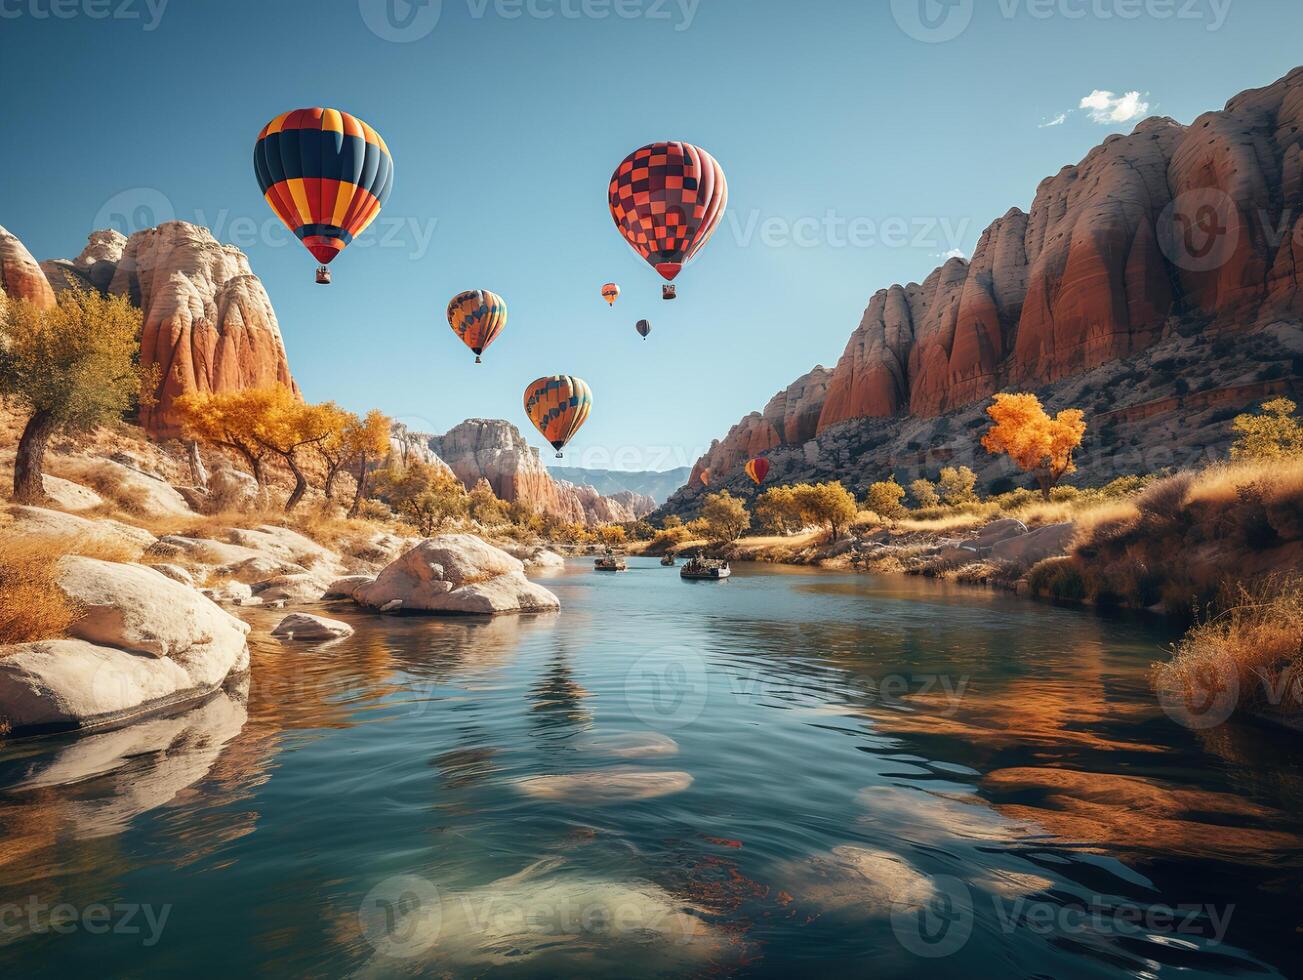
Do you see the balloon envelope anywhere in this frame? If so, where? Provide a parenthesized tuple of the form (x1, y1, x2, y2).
(636, 319, 651, 339)
(524, 375, 593, 455)
(254, 108, 393, 268)
(745, 458, 770, 485)
(447, 289, 507, 361)
(601, 283, 620, 306)
(609, 141, 727, 282)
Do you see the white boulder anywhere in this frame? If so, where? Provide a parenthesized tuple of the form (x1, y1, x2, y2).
(354, 535, 560, 615)
(41, 475, 104, 512)
(271, 613, 354, 641)
(53, 456, 192, 517)
(7, 506, 156, 559)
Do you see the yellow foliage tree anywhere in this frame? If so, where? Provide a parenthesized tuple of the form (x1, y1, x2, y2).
(345, 410, 393, 519)
(754, 485, 802, 533)
(248, 387, 342, 512)
(700, 490, 751, 542)
(373, 462, 468, 536)
(865, 480, 906, 519)
(909, 478, 940, 509)
(595, 524, 628, 547)
(0, 289, 153, 503)
(1230, 398, 1303, 460)
(468, 478, 510, 526)
(981, 393, 1086, 499)
(174, 387, 278, 486)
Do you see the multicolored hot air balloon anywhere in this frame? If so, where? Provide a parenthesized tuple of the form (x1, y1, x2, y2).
(636, 319, 651, 339)
(609, 142, 727, 298)
(601, 283, 620, 307)
(254, 108, 393, 284)
(700, 469, 711, 487)
(447, 290, 507, 363)
(524, 375, 593, 459)
(745, 458, 770, 485)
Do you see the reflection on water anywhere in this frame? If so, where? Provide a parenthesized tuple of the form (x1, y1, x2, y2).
(0, 559, 1301, 977)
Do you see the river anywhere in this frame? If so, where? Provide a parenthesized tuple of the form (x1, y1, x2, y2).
(1, 559, 1300, 978)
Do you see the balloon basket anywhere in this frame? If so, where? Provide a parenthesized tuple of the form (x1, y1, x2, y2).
(475, 355, 482, 364)
(556, 452, 564, 459)
(662, 284, 677, 300)
(315, 266, 332, 285)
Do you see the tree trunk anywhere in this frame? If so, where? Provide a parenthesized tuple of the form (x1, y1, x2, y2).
(323, 463, 340, 501)
(348, 453, 369, 519)
(188, 440, 209, 490)
(284, 453, 308, 512)
(14, 410, 58, 505)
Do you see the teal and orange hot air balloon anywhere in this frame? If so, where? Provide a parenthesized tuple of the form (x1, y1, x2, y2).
(609, 141, 727, 299)
(447, 289, 507, 363)
(524, 375, 592, 459)
(745, 458, 770, 485)
(254, 108, 393, 284)
(601, 283, 620, 307)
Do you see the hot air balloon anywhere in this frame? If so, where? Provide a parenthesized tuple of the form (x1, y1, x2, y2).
(745, 458, 770, 485)
(601, 283, 620, 307)
(447, 290, 507, 363)
(254, 108, 393, 284)
(636, 319, 651, 339)
(700, 469, 711, 487)
(524, 375, 593, 459)
(608, 141, 727, 300)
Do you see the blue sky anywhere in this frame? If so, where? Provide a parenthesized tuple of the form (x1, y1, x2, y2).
(2, 0, 1300, 471)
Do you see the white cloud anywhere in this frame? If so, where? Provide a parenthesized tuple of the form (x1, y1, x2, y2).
(1079, 90, 1150, 124)
(1038, 112, 1068, 129)
(935, 248, 967, 261)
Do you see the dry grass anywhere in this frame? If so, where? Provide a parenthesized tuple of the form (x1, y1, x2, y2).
(1154, 576, 1303, 720)
(0, 535, 80, 647)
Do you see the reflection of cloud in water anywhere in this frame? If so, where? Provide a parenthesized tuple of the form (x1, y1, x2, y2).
(516, 769, 693, 804)
(579, 733, 679, 759)
(773, 844, 936, 917)
(857, 784, 1031, 844)
(7, 681, 249, 840)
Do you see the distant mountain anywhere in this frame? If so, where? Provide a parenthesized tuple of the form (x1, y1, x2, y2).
(548, 466, 691, 504)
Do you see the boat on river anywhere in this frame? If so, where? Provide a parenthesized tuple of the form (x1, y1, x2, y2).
(680, 555, 730, 580)
(660, 554, 677, 566)
(594, 553, 628, 571)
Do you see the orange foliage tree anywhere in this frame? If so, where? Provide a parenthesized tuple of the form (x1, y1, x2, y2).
(981, 393, 1087, 499)
(174, 387, 279, 486)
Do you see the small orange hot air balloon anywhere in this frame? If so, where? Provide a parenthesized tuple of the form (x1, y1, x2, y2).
(745, 458, 770, 485)
(601, 283, 620, 307)
(700, 469, 711, 487)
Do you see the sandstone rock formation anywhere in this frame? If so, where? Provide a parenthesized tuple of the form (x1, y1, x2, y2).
(681, 67, 1303, 496)
(271, 613, 355, 641)
(354, 535, 561, 615)
(0, 224, 55, 309)
(42, 229, 127, 296)
(107, 222, 298, 438)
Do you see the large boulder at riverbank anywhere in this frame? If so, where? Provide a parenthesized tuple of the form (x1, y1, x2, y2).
(271, 613, 354, 641)
(990, 523, 1075, 566)
(7, 506, 156, 559)
(353, 534, 560, 615)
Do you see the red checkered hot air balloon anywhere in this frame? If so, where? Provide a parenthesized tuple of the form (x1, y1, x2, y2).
(609, 142, 727, 298)
(254, 108, 393, 284)
(745, 458, 770, 485)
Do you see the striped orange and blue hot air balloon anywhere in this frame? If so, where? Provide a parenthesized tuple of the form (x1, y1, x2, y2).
(447, 289, 507, 363)
(524, 375, 592, 459)
(254, 108, 393, 282)
(609, 141, 728, 287)
(745, 457, 770, 485)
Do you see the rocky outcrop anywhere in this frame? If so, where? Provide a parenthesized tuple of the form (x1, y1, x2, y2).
(353, 535, 561, 615)
(106, 222, 298, 438)
(42, 229, 127, 296)
(8, 506, 157, 559)
(683, 67, 1303, 494)
(608, 490, 657, 519)
(271, 613, 354, 641)
(0, 224, 55, 309)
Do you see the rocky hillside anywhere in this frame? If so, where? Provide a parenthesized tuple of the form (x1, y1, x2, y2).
(548, 466, 689, 506)
(401, 419, 648, 524)
(674, 67, 1303, 511)
(2, 221, 298, 441)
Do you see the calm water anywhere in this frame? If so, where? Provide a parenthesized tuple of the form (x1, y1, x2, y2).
(2, 560, 1302, 978)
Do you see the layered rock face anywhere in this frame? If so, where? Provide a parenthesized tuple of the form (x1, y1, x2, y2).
(689, 67, 1303, 490)
(107, 222, 298, 438)
(0, 224, 55, 309)
(42, 229, 127, 296)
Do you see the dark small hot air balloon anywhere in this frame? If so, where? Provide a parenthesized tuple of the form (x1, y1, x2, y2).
(745, 458, 770, 485)
(601, 283, 620, 307)
(254, 108, 394, 284)
(609, 141, 727, 299)
(524, 375, 593, 459)
(636, 319, 651, 339)
(447, 290, 507, 363)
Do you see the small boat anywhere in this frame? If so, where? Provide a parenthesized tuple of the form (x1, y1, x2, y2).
(660, 554, 677, 567)
(680, 555, 730, 580)
(594, 554, 628, 572)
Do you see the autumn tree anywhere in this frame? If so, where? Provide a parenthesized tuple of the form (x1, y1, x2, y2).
(909, 478, 940, 509)
(1230, 398, 1303, 460)
(253, 387, 342, 511)
(315, 407, 389, 502)
(468, 478, 510, 526)
(866, 480, 906, 519)
(937, 466, 978, 505)
(374, 462, 468, 536)
(174, 387, 278, 486)
(700, 490, 751, 542)
(0, 289, 153, 503)
(754, 485, 802, 534)
(798, 481, 858, 540)
(595, 524, 628, 547)
(981, 394, 1087, 500)
(345, 410, 392, 519)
